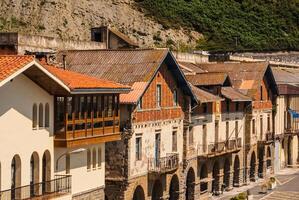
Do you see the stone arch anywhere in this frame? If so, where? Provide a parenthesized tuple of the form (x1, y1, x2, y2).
(250, 151, 256, 182)
(30, 152, 40, 197)
(233, 155, 240, 187)
(200, 163, 208, 193)
(185, 167, 195, 200)
(223, 158, 230, 190)
(42, 150, 51, 193)
(258, 147, 264, 178)
(133, 185, 145, 200)
(152, 179, 163, 200)
(169, 174, 179, 200)
(11, 154, 21, 199)
(212, 160, 220, 195)
(266, 146, 271, 169)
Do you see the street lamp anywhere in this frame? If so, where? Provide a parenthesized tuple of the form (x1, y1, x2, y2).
(55, 148, 86, 171)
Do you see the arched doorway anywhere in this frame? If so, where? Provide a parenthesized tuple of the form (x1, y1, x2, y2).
(11, 155, 21, 199)
(30, 152, 40, 197)
(287, 137, 292, 165)
(250, 152, 256, 182)
(186, 168, 195, 200)
(267, 147, 271, 169)
(258, 147, 264, 178)
(133, 185, 145, 200)
(223, 158, 230, 190)
(152, 180, 163, 200)
(200, 164, 208, 193)
(169, 175, 179, 200)
(212, 161, 220, 195)
(42, 150, 51, 194)
(233, 156, 240, 187)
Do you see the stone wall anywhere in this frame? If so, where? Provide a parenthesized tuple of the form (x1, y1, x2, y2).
(72, 187, 105, 200)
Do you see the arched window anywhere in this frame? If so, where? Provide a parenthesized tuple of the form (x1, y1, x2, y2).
(42, 150, 51, 194)
(87, 149, 91, 170)
(98, 147, 102, 168)
(11, 155, 21, 199)
(45, 103, 50, 128)
(39, 103, 44, 128)
(30, 152, 39, 197)
(92, 148, 97, 169)
(32, 104, 37, 129)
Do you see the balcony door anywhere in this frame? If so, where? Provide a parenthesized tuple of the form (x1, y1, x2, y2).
(155, 133, 161, 167)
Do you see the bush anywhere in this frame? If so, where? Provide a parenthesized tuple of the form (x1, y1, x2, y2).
(137, 0, 299, 51)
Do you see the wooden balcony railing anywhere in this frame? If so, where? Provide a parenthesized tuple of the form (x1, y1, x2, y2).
(148, 153, 179, 173)
(0, 175, 71, 200)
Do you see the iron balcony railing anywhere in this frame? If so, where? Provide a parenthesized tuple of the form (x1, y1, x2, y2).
(198, 138, 242, 156)
(0, 175, 71, 200)
(148, 153, 179, 173)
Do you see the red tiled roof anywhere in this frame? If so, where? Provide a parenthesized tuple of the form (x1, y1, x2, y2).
(44, 64, 130, 90)
(0, 55, 34, 82)
(120, 82, 147, 104)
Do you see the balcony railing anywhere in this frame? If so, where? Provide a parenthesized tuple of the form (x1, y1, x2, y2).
(0, 175, 71, 200)
(148, 153, 179, 173)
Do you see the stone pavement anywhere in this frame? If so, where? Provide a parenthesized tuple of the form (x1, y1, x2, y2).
(213, 168, 299, 200)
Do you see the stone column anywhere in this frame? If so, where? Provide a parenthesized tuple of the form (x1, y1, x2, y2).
(227, 171, 234, 191)
(215, 170, 224, 195)
(238, 167, 244, 186)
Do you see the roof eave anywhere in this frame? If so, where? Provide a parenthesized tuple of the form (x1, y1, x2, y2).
(70, 88, 131, 94)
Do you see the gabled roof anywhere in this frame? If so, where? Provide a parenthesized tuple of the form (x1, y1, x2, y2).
(221, 87, 252, 102)
(186, 72, 231, 86)
(179, 62, 207, 74)
(108, 28, 139, 48)
(189, 83, 223, 103)
(0, 55, 130, 94)
(196, 62, 278, 98)
(57, 49, 197, 104)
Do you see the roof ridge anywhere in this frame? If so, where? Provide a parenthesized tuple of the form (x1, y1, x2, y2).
(62, 48, 168, 52)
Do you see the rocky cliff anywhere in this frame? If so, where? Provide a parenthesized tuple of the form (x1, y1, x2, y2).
(0, 0, 201, 48)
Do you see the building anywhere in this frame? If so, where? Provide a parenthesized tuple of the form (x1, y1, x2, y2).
(184, 70, 252, 198)
(53, 49, 199, 200)
(0, 55, 130, 199)
(272, 67, 299, 172)
(195, 62, 278, 183)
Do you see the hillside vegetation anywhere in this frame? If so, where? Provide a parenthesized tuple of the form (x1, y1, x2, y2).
(137, 0, 299, 51)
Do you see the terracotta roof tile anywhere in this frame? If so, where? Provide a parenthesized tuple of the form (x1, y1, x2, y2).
(44, 64, 130, 90)
(0, 55, 34, 82)
(120, 82, 147, 104)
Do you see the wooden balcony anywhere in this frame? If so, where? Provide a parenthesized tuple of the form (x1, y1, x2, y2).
(54, 114, 120, 148)
(148, 153, 179, 174)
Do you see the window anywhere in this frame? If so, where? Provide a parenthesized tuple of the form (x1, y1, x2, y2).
(252, 119, 256, 134)
(66, 154, 70, 174)
(226, 121, 229, 140)
(32, 104, 37, 129)
(39, 103, 43, 128)
(45, 103, 49, 128)
(108, 95, 113, 117)
(226, 100, 230, 113)
(137, 97, 142, 110)
(189, 127, 194, 145)
(98, 148, 102, 168)
(87, 96, 92, 118)
(235, 121, 239, 138)
(215, 121, 219, 143)
(97, 96, 102, 118)
(267, 115, 271, 132)
(94, 32, 103, 42)
(172, 131, 177, 152)
(260, 117, 263, 139)
(260, 85, 263, 101)
(79, 96, 85, 119)
(87, 149, 91, 170)
(157, 84, 162, 108)
(203, 125, 207, 153)
(136, 137, 142, 161)
(236, 102, 239, 112)
(92, 148, 97, 169)
(173, 89, 178, 106)
(203, 103, 208, 114)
